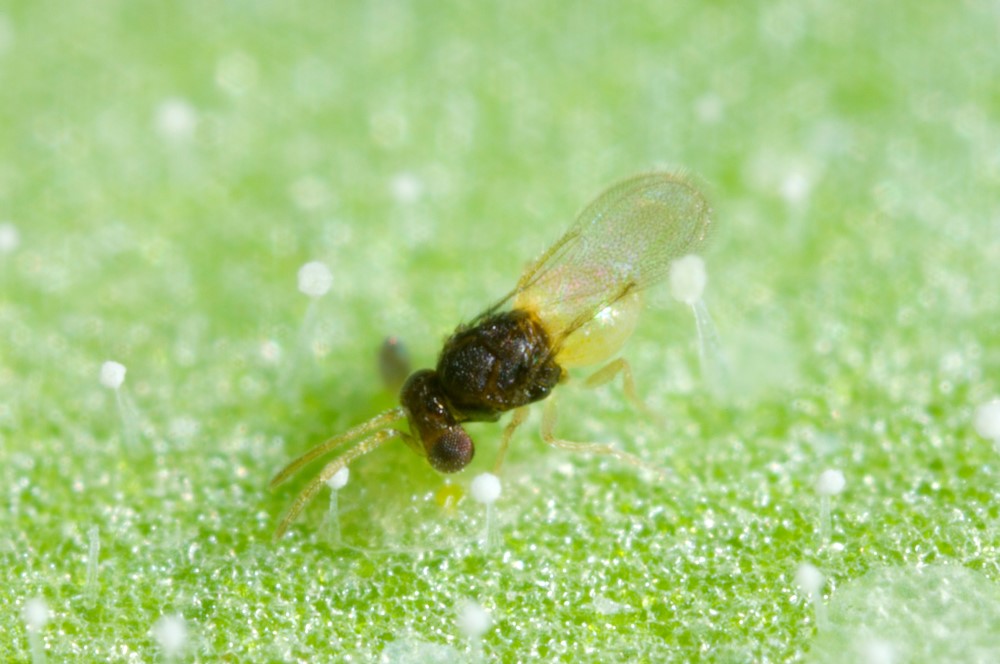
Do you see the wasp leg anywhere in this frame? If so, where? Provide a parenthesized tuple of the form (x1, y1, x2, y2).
(540, 397, 665, 477)
(583, 357, 659, 421)
(492, 406, 530, 474)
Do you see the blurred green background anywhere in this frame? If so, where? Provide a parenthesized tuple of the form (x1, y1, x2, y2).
(2, 0, 999, 661)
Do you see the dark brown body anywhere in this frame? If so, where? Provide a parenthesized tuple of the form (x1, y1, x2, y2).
(399, 310, 563, 472)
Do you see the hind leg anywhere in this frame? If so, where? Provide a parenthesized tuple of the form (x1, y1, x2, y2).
(540, 397, 665, 477)
(583, 357, 659, 421)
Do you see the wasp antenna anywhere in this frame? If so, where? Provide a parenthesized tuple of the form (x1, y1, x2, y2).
(273, 426, 406, 539)
(269, 407, 406, 490)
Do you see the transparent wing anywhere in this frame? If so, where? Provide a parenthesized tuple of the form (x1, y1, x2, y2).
(502, 173, 713, 351)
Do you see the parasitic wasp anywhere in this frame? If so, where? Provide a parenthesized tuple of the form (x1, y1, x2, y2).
(271, 172, 712, 538)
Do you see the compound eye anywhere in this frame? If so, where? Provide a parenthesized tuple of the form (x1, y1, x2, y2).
(427, 426, 475, 473)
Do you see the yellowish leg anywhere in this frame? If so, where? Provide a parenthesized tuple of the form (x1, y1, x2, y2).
(540, 397, 666, 478)
(274, 427, 407, 539)
(583, 357, 656, 420)
(492, 406, 530, 474)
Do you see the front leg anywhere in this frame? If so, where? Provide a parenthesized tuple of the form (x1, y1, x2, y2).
(493, 406, 530, 474)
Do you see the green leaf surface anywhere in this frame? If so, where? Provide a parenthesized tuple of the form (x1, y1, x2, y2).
(3, 1, 999, 661)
